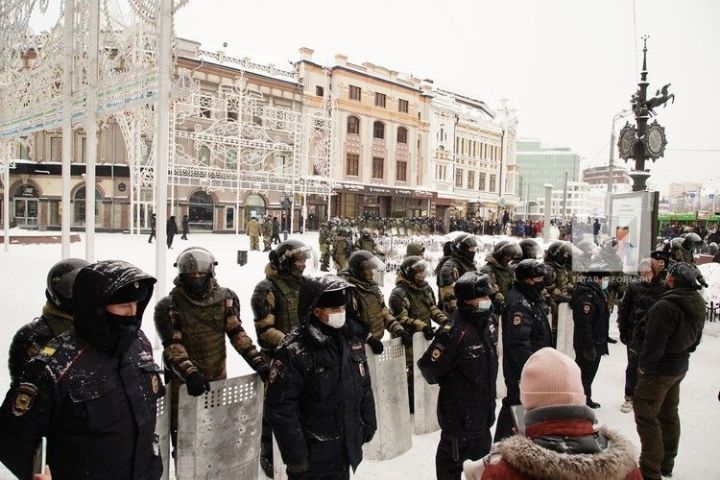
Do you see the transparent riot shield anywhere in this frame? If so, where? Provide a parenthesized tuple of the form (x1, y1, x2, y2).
(363, 337, 413, 460)
(556, 302, 575, 358)
(495, 317, 507, 399)
(156, 389, 171, 480)
(272, 434, 288, 480)
(176, 374, 263, 480)
(412, 333, 440, 434)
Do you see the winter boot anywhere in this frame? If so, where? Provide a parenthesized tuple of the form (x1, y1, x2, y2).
(620, 396, 633, 413)
(586, 399, 601, 409)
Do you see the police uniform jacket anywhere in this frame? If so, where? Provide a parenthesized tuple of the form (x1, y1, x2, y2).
(265, 318, 376, 474)
(417, 307, 498, 438)
(502, 282, 553, 386)
(571, 282, 610, 356)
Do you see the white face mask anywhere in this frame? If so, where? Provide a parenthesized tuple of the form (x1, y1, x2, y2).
(477, 300, 492, 312)
(326, 312, 346, 329)
(601, 279, 610, 290)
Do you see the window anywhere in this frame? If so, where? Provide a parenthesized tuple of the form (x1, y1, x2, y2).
(50, 137, 62, 162)
(436, 164, 447, 180)
(349, 85, 361, 101)
(489, 174, 496, 192)
(397, 127, 408, 144)
(375, 92, 386, 108)
(467, 171, 475, 189)
(198, 145, 211, 165)
(17, 143, 31, 160)
(226, 97, 238, 121)
(479, 172, 486, 191)
(315, 86, 324, 97)
(346, 153, 359, 176)
(200, 95, 212, 118)
(372, 157, 384, 179)
(455, 168, 463, 188)
(347, 116, 360, 135)
(454, 137, 459, 153)
(396, 161, 407, 181)
(373, 121, 385, 139)
(399, 99, 409, 113)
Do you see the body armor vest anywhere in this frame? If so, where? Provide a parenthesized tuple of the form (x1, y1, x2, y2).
(269, 275, 302, 334)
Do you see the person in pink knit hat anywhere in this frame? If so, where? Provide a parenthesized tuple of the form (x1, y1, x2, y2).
(463, 347, 642, 480)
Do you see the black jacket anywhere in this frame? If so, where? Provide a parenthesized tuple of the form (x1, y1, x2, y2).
(502, 281, 553, 387)
(617, 275, 665, 344)
(639, 287, 705, 375)
(418, 307, 498, 438)
(0, 261, 162, 480)
(265, 318, 376, 474)
(571, 281, 610, 355)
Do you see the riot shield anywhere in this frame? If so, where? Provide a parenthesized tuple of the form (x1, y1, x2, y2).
(495, 317, 507, 399)
(176, 374, 263, 480)
(556, 303, 575, 357)
(156, 389, 171, 480)
(272, 433, 288, 480)
(363, 338, 412, 460)
(412, 333, 440, 434)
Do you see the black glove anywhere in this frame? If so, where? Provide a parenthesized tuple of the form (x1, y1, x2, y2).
(367, 336, 384, 354)
(256, 363, 270, 383)
(422, 325, 435, 340)
(582, 345, 597, 363)
(400, 329, 414, 347)
(185, 371, 211, 397)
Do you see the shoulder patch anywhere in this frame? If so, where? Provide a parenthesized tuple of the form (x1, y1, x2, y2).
(582, 303, 592, 314)
(430, 344, 445, 362)
(512, 312, 523, 326)
(12, 383, 38, 416)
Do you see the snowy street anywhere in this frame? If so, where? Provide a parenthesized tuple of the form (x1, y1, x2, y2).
(1, 232, 719, 479)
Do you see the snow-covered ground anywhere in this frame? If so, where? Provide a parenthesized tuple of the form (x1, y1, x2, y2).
(0, 232, 718, 479)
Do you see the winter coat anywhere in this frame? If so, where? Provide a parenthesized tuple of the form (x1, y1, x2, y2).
(251, 264, 305, 352)
(417, 307, 498, 438)
(340, 271, 405, 340)
(262, 219, 272, 237)
(480, 254, 514, 305)
(638, 287, 705, 375)
(571, 281, 610, 357)
(0, 262, 163, 480)
(617, 275, 664, 345)
(166, 217, 178, 236)
(272, 218, 280, 235)
(466, 406, 642, 480)
(389, 275, 447, 332)
(436, 254, 477, 314)
(247, 218, 261, 236)
(544, 259, 573, 304)
(7, 302, 73, 384)
(181, 216, 189, 234)
(502, 282, 553, 387)
(265, 318, 376, 474)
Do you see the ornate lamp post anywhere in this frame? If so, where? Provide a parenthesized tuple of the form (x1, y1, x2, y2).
(617, 36, 674, 191)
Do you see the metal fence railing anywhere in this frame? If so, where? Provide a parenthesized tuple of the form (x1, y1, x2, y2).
(707, 301, 719, 322)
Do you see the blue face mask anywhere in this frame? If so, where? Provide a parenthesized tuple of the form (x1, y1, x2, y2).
(476, 300, 493, 312)
(601, 279, 610, 290)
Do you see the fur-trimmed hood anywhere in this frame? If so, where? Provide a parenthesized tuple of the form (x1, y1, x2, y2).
(495, 427, 639, 480)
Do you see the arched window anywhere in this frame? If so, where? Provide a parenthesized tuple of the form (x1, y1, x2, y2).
(73, 186, 102, 226)
(347, 116, 360, 135)
(188, 191, 214, 230)
(373, 121, 384, 140)
(397, 126, 408, 144)
(245, 194, 267, 225)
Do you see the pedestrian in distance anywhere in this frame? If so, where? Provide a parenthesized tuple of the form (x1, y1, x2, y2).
(463, 348, 643, 480)
(181, 214, 189, 240)
(247, 216, 261, 251)
(0, 260, 164, 480)
(265, 276, 376, 479)
(166, 215, 178, 249)
(148, 212, 156, 243)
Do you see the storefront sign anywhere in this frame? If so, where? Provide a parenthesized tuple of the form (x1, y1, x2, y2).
(335, 182, 433, 198)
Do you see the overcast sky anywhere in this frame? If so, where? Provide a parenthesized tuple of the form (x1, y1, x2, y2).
(30, 0, 720, 196)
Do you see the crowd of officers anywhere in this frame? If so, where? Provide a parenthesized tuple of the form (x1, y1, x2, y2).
(0, 225, 711, 480)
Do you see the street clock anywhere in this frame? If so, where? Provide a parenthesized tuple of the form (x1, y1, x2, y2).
(644, 121, 667, 160)
(617, 123, 637, 160)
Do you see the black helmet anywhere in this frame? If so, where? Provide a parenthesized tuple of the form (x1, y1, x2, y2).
(667, 262, 703, 289)
(45, 258, 91, 312)
(174, 247, 217, 276)
(493, 240, 522, 264)
(348, 250, 384, 280)
(453, 272, 493, 302)
(338, 227, 351, 237)
(682, 232, 702, 249)
(298, 275, 355, 322)
(514, 259, 546, 281)
(709, 242, 718, 255)
(518, 239, 539, 260)
(400, 256, 429, 282)
(452, 233, 479, 262)
(547, 241, 573, 265)
(361, 228, 372, 239)
(269, 240, 312, 273)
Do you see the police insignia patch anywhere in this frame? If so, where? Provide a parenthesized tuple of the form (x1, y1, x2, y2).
(430, 347, 443, 362)
(268, 360, 283, 384)
(12, 384, 37, 417)
(513, 313, 523, 326)
(583, 304, 591, 314)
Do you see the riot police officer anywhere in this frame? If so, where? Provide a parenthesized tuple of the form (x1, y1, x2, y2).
(436, 233, 480, 317)
(318, 222, 333, 271)
(154, 247, 268, 449)
(340, 250, 412, 354)
(262, 215, 273, 252)
(265, 276, 376, 479)
(331, 227, 354, 271)
(571, 263, 611, 409)
(0, 261, 163, 480)
(354, 227, 384, 258)
(494, 259, 553, 442)
(389, 256, 448, 412)
(8, 258, 89, 383)
(418, 272, 498, 480)
(518, 238, 539, 260)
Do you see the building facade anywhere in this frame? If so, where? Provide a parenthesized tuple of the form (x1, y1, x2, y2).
(532, 181, 605, 220)
(582, 165, 632, 194)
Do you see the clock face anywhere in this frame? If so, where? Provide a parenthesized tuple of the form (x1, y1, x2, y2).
(618, 126, 636, 159)
(646, 124, 666, 158)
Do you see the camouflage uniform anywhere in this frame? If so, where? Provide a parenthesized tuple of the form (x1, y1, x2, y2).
(318, 223, 332, 271)
(332, 229, 354, 271)
(261, 217, 272, 251)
